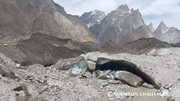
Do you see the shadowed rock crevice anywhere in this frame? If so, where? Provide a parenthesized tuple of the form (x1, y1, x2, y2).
(96, 58, 160, 89)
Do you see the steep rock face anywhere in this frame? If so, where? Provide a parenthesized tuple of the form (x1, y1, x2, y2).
(87, 5, 154, 44)
(0, 0, 97, 44)
(154, 21, 180, 43)
(80, 10, 106, 28)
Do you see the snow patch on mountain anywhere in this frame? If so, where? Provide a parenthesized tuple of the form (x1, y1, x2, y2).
(80, 10, 106, 28)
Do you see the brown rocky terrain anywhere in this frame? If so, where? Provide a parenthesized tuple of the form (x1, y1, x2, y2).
(0, 0, 97, 46)
(0, 32, 173, 66)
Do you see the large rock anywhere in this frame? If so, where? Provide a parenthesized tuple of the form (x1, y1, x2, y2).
(83, 71, 92, 78)
(114, 71, 143, 87)
(51, 56, 86, 68)
(95, 57, 159, 88)
(82, 52, 166, 89)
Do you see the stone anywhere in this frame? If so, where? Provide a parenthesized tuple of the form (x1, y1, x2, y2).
(107, 91, 113, 98)
(69, 67, 83, 76)
(142, 83, 154, 89)
(98, 72, 114, 80)
(83, 71, 92, 78)
(16, 64, 21, 68)
(114, 71, 143, 87)
(87, 61, 96, 70)
(108, 80, 121, 84)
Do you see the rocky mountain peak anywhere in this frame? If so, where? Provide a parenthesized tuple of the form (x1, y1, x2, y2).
(116, 4, 129, 13)
(130, 8, 140, 13)
(154, 21, 180, 43)
(148, 22, 155, 32)
(159, 21, 167, 29)
(80, 10, 106, 28)
(155, 21, 169, 34)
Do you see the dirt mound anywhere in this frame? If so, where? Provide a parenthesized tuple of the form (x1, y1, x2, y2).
(124, 37, 172, 54)
(99, 40, 131, 53)
(94, 37, 172, 55)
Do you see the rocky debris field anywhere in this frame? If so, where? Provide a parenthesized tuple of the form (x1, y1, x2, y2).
(1, 47, 180, 101)
(0, 32, 176, 67)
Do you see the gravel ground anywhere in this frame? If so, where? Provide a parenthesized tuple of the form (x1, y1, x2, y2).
(1, 48, 180, 101)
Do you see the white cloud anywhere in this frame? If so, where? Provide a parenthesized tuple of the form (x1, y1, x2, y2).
(53, 0, 180, 29)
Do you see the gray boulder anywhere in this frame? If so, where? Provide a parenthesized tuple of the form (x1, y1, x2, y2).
(87, 60, 96, 70)
(114, 71, 143, 87)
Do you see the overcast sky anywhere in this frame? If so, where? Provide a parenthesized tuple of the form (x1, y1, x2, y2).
(54, 0, 180, 29)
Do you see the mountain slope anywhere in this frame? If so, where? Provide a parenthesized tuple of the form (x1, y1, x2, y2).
(82, 4, 154, 44)
(0, 0, 97, 45)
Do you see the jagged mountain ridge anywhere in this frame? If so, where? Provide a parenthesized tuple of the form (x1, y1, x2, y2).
(80, 10, 106, 28)
(154, 21, 180, 43)
(81, 4, 180, 44)
(0, 0, 97, 45)
(81, 4, 155, 44)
